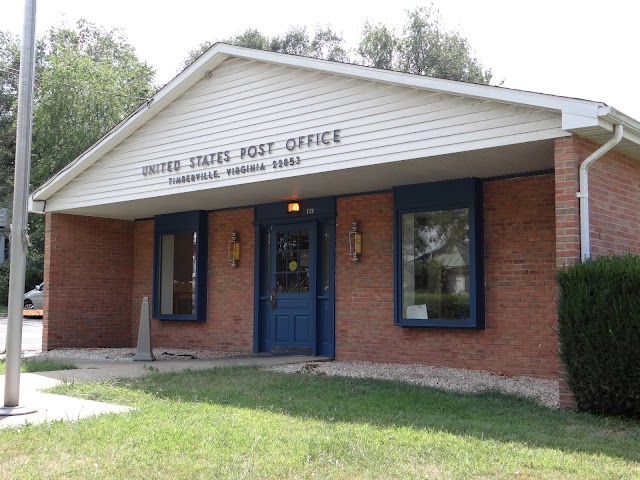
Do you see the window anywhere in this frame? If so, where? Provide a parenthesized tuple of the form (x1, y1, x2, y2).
(394, 178, 484, 328)
(153, 211, 207, 321)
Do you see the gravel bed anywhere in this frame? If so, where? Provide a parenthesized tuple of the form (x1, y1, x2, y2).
(269, 361, 559, 409)
(36, 347, 243, 361)
(31, 348, 558, 408)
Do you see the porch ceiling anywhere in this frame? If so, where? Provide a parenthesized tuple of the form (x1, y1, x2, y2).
(53, 139, 555, 221)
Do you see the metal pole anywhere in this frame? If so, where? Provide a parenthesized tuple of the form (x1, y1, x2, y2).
(1, 0, 38, 415)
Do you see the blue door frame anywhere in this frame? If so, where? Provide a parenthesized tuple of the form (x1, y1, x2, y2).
(253, 198, 335, 358)
(269, 223, 316, 354)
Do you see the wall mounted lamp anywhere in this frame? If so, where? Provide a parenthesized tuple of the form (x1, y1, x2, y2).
(287, 202, 300, 213)
(228, 230, 240, 268)
(348, 219, 362, 263)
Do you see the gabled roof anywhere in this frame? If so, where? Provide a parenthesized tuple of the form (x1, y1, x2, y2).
(30, 43, 640, 208)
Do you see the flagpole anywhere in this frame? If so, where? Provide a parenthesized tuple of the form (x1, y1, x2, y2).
(1, 0, 38, 415)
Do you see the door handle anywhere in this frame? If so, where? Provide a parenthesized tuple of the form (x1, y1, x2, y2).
(270, 288, 277, 310)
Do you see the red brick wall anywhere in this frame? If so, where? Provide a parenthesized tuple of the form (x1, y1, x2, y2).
(554, 137, 582, 267)
(131, 219, 154, 343)
(43, 212, 134, 350)
(554, 134, 640, 408)
(131, 209, 254, 351)
(554, 137, 581, 408)
(335, 193, 395, 362)
(587, 138, 640, 256)
(335, 176, 559, 379)
(554, 134, 640, 262)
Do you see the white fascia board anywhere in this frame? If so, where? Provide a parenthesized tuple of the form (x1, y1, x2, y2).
(28, 198, 45, 214)
(562, 112, 601, 130)
(598, 106, 640, 146)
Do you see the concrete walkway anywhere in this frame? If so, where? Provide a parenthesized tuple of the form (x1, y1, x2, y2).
(0, 354, 321, 429)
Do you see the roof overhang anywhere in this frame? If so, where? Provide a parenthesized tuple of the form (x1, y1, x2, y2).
(29, 44, 640, 218)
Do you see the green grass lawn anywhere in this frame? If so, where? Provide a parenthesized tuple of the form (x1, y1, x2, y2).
(0, 357, 76, 374)
(1, 366, 639, 479)
(0, 304, 7, 315)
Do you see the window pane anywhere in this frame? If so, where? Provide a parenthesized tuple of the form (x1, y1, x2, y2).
(299, 230, 309, 250)
(287, 273, 298, 293)
(262, 229, 271, 294)
(298, 271, 309, 293)
(402, 209, 470, 320)
(159, 231, 196, 315)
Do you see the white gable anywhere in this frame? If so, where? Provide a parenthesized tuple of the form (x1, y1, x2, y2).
(42, 56, 565, 218)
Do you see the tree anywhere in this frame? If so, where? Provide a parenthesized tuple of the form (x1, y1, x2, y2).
(0, 31, 21, 206)
(357, 22, 397, 70)
(31, 19, 156, 189)
(183, 7, 491, 85)
(0, 20, 156, 299)
(358, 6, 492, 84)
(181, 25, 348, 69)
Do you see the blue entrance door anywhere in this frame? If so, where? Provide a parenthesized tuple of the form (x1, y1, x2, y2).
(269, 223, 315, 354)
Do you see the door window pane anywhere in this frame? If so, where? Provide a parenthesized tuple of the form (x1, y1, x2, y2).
(402, 209, 470, 320)
(273, 229, 310, 294)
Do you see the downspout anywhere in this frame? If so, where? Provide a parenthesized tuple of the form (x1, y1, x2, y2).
(577, 124, 624, 262)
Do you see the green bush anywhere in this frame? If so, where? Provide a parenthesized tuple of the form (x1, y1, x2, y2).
(557, 255, 640, 418)
(0, 261, 8, 306)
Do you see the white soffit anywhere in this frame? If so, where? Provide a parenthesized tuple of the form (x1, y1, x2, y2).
(44, 140, 556, 220)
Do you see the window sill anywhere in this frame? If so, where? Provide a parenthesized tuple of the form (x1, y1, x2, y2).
(396, 318, 483, 329)
(157, 315, 206, 322)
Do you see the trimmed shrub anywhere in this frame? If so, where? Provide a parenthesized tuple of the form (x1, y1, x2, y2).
(557, 255, 640, 418)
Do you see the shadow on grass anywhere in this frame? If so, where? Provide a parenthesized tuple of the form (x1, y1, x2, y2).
(79, 366, 640, 462)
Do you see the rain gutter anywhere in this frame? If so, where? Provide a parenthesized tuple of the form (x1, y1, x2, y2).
(577, 123, 624, 262)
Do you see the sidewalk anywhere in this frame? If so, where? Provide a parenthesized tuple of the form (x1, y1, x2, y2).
(0, 354, 321, 429)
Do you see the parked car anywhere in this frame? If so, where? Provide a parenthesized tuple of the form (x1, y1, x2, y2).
(23, 283, 44, 310)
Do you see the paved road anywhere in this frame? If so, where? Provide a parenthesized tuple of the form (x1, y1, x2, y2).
(0, 315, 43, 354)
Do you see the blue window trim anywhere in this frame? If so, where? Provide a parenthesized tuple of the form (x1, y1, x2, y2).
(393, 178, 485, 329)
(153, 210, 208, 321)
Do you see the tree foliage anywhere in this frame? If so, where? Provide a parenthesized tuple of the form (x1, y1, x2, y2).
(182, 25, 349, 69)
(357, 22, 397, 70)
(358, 6, 492, 84)
(0, 31, 21, 205)
(31, 19, 155, 189)
(0, 20, 155, 296)
(183, 7, 491, 85)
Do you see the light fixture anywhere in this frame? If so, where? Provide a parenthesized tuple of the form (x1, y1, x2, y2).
(348, 219, 362, 263)
(228, 230, 240, 268)
(287, 202, 300, 213)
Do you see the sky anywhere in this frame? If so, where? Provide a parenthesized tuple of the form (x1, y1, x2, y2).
(1, 0, 639, 119)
